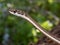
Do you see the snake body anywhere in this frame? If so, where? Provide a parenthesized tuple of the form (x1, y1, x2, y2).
(8, 8, 60, 44)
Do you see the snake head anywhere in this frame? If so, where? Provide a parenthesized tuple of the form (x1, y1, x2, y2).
(8, 8, 28, 19)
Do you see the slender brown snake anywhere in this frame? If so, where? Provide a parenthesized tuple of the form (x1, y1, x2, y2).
(8, 8, 60, 44)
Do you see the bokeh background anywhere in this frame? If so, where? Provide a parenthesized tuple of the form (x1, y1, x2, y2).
(0, 0, 60, 45)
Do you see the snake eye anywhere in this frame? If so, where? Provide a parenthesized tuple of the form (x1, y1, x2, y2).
(8, 8, 17, 13)
(13, 9, 17, 13)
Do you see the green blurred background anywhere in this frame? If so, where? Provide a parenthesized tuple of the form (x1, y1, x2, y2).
(0, 0, 60, 45)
